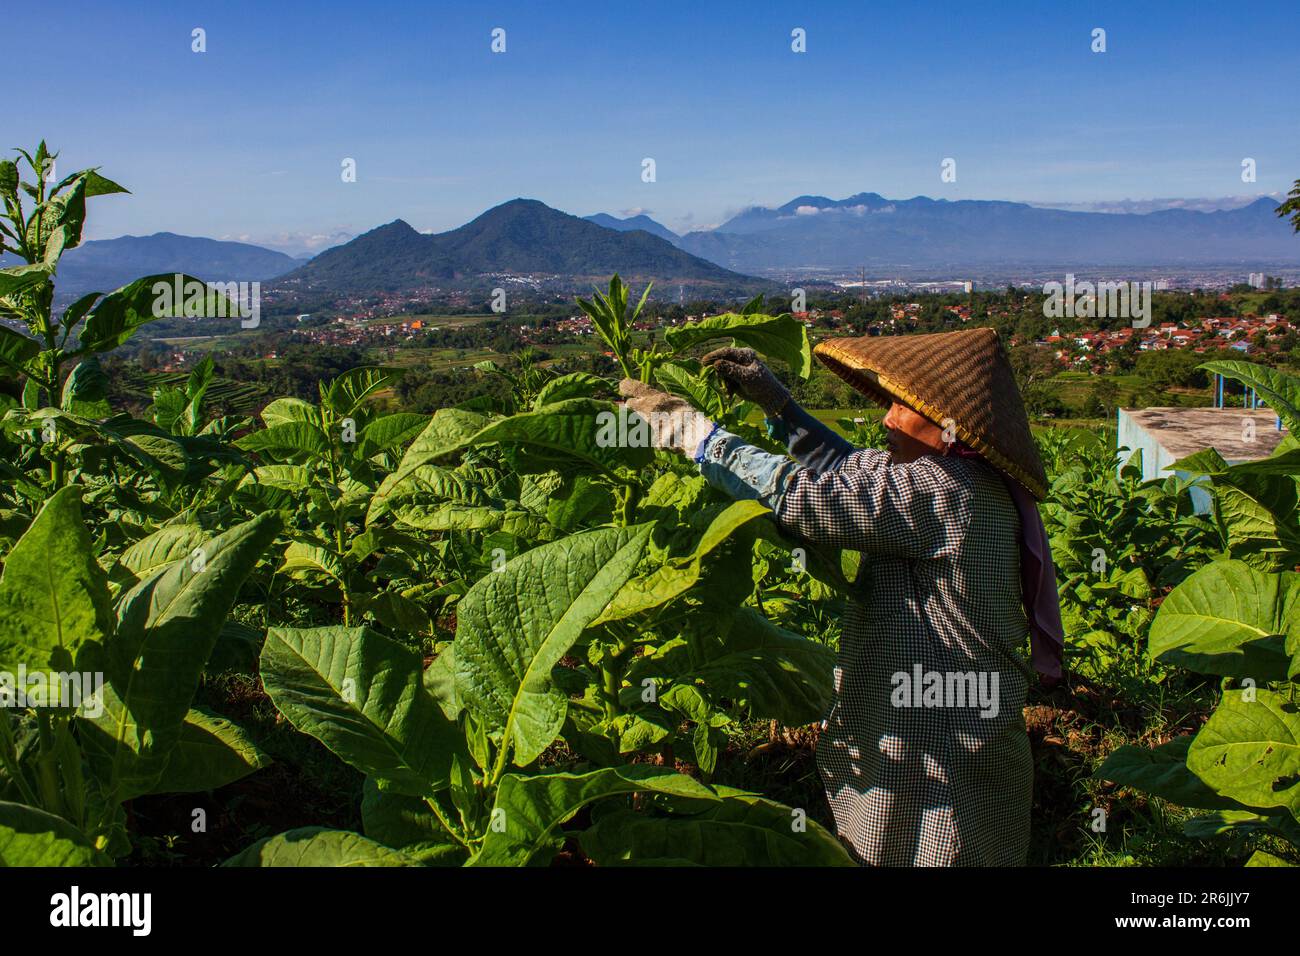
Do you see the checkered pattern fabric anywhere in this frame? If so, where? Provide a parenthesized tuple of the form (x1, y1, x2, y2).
(774, 448, 1033, 866)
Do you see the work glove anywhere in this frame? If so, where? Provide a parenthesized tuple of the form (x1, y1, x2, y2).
(702, 346, 791, 416)
(619, 378, 715, 455)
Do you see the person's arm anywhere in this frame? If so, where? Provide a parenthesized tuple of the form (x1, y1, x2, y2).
(695, 426, 968, 560)
(764, 400, 856, 473)
(618, 378, 956, 559)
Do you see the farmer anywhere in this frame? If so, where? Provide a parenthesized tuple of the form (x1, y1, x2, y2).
(619, 327, 1064, 866)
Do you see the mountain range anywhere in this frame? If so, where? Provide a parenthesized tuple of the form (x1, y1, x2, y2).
(273, 199, 757, 296)
(18, 192, 1298, 306)
(582, 213, 680, 244)
(0, 233, 301, 301)
(671, 192, 1300, 273)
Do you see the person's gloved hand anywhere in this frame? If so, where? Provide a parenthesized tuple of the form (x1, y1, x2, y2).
(702, 347, 791, 416)
(619, 378, 715, 454)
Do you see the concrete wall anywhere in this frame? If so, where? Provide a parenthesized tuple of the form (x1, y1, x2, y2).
(1115, 409, 1212, 513)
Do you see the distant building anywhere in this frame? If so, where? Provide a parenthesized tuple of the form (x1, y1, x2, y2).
(1117, 407, 1287, 512)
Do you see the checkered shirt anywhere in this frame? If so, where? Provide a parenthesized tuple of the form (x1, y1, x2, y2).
(700, 425, 1033, 866)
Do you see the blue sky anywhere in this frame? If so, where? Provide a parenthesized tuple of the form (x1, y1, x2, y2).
(11, 0, 1299, 253)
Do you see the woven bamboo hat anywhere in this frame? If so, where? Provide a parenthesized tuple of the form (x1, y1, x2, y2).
(814, 327, 1049, 500)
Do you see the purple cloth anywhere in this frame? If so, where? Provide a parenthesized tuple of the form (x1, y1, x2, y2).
(949, 443, 1065, 685)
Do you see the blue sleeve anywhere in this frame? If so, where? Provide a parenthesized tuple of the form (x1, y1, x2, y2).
(695, 426, 969, 560)
(765, 401, 856, 474)
(694, 427, 801, 510)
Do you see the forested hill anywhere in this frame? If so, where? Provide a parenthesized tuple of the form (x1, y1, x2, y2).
(272, 199, 765, 296)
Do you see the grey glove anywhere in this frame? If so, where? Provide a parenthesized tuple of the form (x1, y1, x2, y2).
(702, 346, 791, 416)
(619, 378, 715, 454)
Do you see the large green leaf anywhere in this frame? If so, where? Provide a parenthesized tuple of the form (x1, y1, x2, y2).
(259, 397, 320, 428)
(0, 486, 112, 678)
(361, 589, 432, 636)
(368, 462, 489, 525)
(653, 361, 727, 420)
(1201, 361, 1300, 433)
(0, 801, 111, 866)
(0, 326, 40, 376)
(454, 525, 652, 767)
(260, 626, 462, 795)
(1187, 688, 1300, 815)
(595, 500, 771, 624)
(631, 606, 835, 726)
(665, 312, 812, 377)
(325, 366, 400, 417)
(1182, 809, 1300, 844)
(392, 502, 557, 541)
(360, 779, 467, 865)
(368, 409, 493, 517)
(235, 422, 328, 461)
(120, 433, 191, 488)
(360, 412, 429, 454)
(115, 524, 210, 578)
(149, 707, 272, 794)
(466, 399, 652, 474)
(1094, 736, 1241, 810)
(550, 476, 613, 532)
(423, 646, 462, 721)
(0, 263, 52, 303)
(1246, 850, 1297, 867)
(1214, 475, 1300, 571)
(1147, 561, 1298, 680)
(81, 512, 281, 801)
(79, 274, 231, 353)
(472, 765, 718, 866)
(533, 372, 606, 409)
(1176, 444, 1300, 479)
(60, 357, 112, 418)
(222, 827, 415, 867)
(580, 789, 856, 866)
(149, 385, 187, 432)
(278, 541, 345, 586)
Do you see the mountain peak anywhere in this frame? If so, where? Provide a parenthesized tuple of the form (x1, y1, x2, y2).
(585, 212, 679, 243)
(274, 198, 759, 295)
(371, 218, 418, 235)
(484, 198, 550, 215)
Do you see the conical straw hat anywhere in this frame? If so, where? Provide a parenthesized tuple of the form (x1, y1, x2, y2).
(814, 327, 1049, 500)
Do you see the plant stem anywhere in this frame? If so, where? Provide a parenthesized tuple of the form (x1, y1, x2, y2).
(599, 631, 636, 720)
(34, 710, 65, 817)
(54, 716, 87, 829)
(423, 792, 472, 852)
(0, 709, 40, 806)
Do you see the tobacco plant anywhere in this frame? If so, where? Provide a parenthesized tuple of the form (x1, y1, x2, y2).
(233, 366, 440, 633)
(0, 488, 279, 864)
(231, 277, 857, 865)
(1097, 362, 1300, 866)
